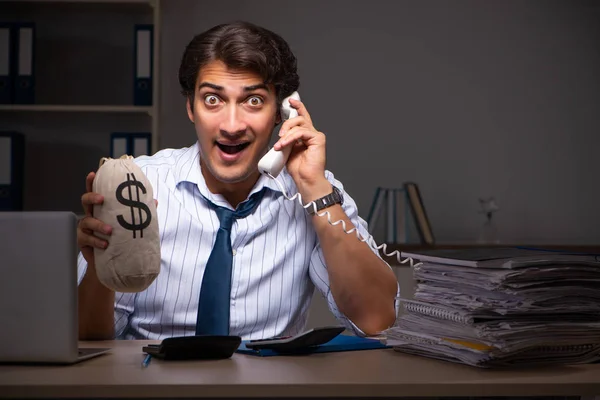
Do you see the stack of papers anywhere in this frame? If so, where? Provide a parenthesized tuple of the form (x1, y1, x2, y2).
(384, 248, 600, 368)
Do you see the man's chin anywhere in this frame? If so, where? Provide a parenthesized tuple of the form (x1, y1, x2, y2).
(201, 153, 261, 187)
(213, 166, 258, 185)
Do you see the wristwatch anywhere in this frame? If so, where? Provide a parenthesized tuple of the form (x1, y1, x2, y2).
(306, 186, 343, 215)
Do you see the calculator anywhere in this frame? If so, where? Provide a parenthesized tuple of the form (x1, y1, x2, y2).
(245, 326, 345, 352)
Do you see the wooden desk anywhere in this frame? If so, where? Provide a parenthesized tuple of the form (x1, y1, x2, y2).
(0, 340, 599, 398)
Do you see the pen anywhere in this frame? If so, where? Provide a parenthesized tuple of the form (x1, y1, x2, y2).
(142, 354, 152, 368)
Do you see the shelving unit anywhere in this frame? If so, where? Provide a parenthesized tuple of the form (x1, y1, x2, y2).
(1, 0, 153, 3)
(1, 0, 161, 212)
(0, 0, 161, 151)
(0, 104, 153, 114)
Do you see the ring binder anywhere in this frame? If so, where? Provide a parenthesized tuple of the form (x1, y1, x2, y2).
(14, 22, 35, 104)
(134, 24, 153, 106)
(111, 132, 151, 158)
(0, 131, 25, 211)
(0, 22, 13, 104)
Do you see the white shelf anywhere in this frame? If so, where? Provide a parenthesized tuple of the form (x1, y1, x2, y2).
(0, 104, 153, 115)
(0, 0, 154, 4)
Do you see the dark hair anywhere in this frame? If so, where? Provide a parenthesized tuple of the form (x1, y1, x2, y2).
(179, 21, 300, 108)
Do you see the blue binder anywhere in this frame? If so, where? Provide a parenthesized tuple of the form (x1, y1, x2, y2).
(0, 22, 13, 104)
(13, 22, 35, 104)
(110, 132, 151, 158)
(134, 24, 153, 106)
(0, 131, 25, 211)
(236, 335, 390, 357)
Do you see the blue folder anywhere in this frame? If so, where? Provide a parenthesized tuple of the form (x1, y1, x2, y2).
(236, 334, 390, 357)
(110, 132, 151, 158)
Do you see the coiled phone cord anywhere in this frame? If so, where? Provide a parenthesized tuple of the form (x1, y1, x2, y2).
(267, 173, 421, 268)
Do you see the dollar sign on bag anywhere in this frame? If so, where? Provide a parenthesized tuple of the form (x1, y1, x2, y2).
(116, 173, 152, 239)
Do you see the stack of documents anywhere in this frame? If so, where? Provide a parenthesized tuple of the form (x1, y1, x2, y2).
(384, 248, 600, 368)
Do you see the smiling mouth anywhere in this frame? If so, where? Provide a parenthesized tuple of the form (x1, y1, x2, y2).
(217, 142, 251, 155)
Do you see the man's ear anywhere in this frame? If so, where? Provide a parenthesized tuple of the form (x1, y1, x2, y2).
(186, 97, 194, 123)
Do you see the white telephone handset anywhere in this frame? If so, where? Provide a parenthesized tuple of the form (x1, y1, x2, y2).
(257, 91, 419, 269)
(257, 91, 301, 178)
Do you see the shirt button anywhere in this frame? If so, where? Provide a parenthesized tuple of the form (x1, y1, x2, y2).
(232, 249, 237, 256)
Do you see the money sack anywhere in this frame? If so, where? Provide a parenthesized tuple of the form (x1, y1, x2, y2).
(92, 155, 160, 292)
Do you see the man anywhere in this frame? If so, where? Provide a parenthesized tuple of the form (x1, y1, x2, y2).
(77, 21, 398, 341)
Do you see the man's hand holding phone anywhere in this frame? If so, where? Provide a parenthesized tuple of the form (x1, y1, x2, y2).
(272, 96, 331, 204)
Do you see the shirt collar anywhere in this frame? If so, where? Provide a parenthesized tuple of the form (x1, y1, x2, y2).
(174, 141, 290, 208)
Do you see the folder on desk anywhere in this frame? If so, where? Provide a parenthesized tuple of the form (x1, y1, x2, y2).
(111, 132, 151, 158)
(134, 24, 153, 106)
(13, 22, 35, 104)
(0, 131, 25, 211)
(236, 335, 390, 357)
(0, 23, 13, 104)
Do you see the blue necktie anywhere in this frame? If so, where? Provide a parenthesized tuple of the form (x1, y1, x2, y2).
(195, 189, 266, 336)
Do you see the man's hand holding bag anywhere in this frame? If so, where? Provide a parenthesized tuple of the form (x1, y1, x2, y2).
(89, 155, 161, 293)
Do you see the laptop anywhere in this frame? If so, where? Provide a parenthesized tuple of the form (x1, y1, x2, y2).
(0, 211, 110, 364)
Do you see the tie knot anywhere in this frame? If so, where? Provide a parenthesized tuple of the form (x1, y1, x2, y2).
(212, 189, 266, 232)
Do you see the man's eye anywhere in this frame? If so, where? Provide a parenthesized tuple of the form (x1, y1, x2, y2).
(204, 95, 220, 106)
(247, 96, 263, 106)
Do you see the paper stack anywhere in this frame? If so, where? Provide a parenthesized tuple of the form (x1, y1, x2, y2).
(384, 248, 600, 368)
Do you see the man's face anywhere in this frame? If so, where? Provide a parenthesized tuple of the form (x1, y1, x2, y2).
(187, 60, 279, 190)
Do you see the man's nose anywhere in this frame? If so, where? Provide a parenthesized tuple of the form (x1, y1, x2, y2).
(220, 105, 247, 136)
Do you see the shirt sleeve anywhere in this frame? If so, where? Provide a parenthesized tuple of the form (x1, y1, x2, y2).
(77, 252, 136, 339)
(308, 170, 400, 337)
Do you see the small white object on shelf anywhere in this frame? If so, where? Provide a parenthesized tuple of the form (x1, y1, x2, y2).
(477, 197, 500, 244)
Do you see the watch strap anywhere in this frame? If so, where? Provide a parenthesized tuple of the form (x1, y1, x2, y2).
(306, 186, 343, 215)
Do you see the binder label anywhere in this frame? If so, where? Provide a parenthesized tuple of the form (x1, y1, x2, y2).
(0, 28, 9, 76)
(136, 30, 151, 79)
(18, 27, 32, 76)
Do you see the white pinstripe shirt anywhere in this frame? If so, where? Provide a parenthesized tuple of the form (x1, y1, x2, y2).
(78, 141, 393, 340)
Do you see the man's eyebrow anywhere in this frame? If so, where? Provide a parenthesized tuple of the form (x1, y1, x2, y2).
(244, 83, 270, 92)
(196, 82, 270, 92)
(197, 82, 223, 91)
